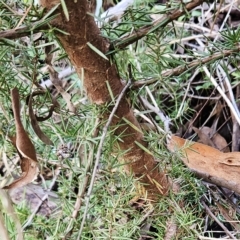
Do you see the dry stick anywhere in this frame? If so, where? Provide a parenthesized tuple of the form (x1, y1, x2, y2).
(218, 64, 240, 151)
(70, 154, 93, 220)
(201, 200, 236, 239)
(137, 97, 164, 135)
(99, 0, 134, 25)
(77, 81, 131, 239)
(233, 85, 240, 150)
(0, 189, 23, 240)
(140, 96, 170, 133)
(202, 1, 215, 25)
(64, 123, 99, 238)
(203, 66, 240, 125)
(63, 178, 89, 239)
(132, 47, 240, 88)
(130, 208, 154, 238)
(172, 21, 220, 36)
(1, 1, 20, 15)
(145, 87, 171, 132)
(209, 0, 224, 33)
(199, 102, 219, 131)
(199, 236, 231, 240)
(15, 4, 32, 29)
(213, 0, 235, 43)
(0, 18, 50, 40)
(187, 94, 220, 100)
(182, 89, 217, 138)
(0, 0, 203, 42)
(215, 201, 240, 232)
(133, 109, 155, 128)
(218, 64, 239, 114)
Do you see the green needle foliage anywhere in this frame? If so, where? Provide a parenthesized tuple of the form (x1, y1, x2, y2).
(0, 0, 240, 239)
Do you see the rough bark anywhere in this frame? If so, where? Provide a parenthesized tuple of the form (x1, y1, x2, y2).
(40, 0, 170, 199)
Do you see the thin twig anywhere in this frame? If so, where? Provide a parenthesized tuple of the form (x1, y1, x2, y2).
(114, 0, 206, 49)
(0, 211, 10, 240)
(218, 187, 240, 215)
(187, 94, 220, 100)
(22, 166, 61, 230)
(177, 69, 199, 119)
(132, 46, 240, 88)
(198, 236, 231, 240)
(0, 18, 50, 40)
(213, 0, 235, 43)
(77, 81, 131, 239)
(201, 200, 236, 239)
(218, 63, 240, 151)
(183, 90, 217, 138)
(63, 121, 99, 239)
(15, 5, 32, 29)
(203, 66, 240, 125)
(133, 109, 155, 129)
(140, 96, 171, 133)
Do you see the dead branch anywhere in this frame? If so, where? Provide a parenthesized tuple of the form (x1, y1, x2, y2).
(114, 0, 206, 50)
(133, 47, 240, 88)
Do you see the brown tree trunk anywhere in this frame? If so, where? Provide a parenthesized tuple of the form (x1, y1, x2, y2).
(40, 0, 170, 200)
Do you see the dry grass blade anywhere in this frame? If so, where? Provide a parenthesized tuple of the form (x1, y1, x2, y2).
(0, 211, 10, 240)
(0, 189, 23, 240)
(77, 81, 132, 239)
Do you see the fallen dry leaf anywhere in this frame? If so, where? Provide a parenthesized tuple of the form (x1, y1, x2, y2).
(3, 88, 39, 189)
(164, 217, 177, 240)
(167, 135, 240, 194)
(3, 158, 38, 189)
(11, 88, 38, 162)
(8, 183, 59, 216)
(193, 126, 229, 152)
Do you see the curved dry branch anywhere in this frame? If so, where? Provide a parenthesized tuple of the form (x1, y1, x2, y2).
(133, 47, 240, 88)
(114, 0, 206, 50)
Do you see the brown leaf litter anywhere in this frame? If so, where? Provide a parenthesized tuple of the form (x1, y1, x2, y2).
(3, 88, 39, 189)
